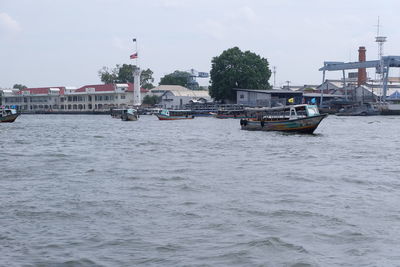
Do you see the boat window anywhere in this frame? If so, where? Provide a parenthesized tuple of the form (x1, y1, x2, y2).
(289, 108, 297, 119)
(161, 110, 169, 116)
(306, 105, 320, 117)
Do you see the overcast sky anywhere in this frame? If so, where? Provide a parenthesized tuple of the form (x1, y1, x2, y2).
(1, 0, 400, 89)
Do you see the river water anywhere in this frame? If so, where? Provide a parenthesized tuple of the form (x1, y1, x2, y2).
(1, 114, 400, 266)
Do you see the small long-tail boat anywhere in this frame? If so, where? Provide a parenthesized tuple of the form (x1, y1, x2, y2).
(240, 104, 327, 134)
(156, 109, 194, 120)
(0, 108, 19, 123)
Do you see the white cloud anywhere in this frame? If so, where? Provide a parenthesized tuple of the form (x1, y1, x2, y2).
(0, 12, 21, 34)
(157, 0, 186, 8)
(202, 19, 226, 40)
(198, 6, 260, 40)
(111, 37, 130, 50)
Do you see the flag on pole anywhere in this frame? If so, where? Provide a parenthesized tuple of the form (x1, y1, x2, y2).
(288, 97, 294, 104)
(311, 97, 316, 104)
(130, 52, 138, 59)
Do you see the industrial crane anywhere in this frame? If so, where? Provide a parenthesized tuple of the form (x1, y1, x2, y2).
(171, 69, 209, 90)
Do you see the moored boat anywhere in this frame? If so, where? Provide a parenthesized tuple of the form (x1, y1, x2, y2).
(240, 104, 327, 134)
(1, 107, 19, 123)
(110, 108, 139, 121)
(213, 109, 250, 119)
(121, 108, 139, 121)
(336, 103, 380, 116)
(156, 109, 194, 120)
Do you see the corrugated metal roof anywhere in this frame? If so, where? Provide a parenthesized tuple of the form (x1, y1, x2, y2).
(166, 90, 210, 98)
(151, 85, 189, 92)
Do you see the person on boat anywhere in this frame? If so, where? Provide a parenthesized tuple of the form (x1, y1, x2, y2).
(256, 112, 263, 121)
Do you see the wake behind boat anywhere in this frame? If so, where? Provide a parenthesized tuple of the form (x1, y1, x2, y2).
(240, 104, 327, 134)
(1, 107, 19, 123)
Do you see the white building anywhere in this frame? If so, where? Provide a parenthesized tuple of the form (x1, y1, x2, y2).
(150, 85, 212, 109)
(0, 83, 148, 112)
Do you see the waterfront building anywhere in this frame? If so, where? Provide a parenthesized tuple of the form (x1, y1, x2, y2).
(235, 89, 303, 107)
(0, 83, 148, 112)
(150, 85, 211, 109)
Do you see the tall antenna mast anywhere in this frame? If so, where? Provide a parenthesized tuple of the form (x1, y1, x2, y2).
(375, 18, 387, 74)
(375, 17, 387, 99)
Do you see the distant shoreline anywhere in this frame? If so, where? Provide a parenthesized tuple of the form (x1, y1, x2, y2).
(21, 111, 111, 115)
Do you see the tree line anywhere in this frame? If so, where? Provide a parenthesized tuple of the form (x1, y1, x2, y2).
(12, 47, 271, 104)
(99, 46, 271, 103)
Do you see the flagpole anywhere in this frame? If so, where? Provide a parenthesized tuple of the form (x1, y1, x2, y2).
(132, 38, 141, 107)
(135, 38, 139, 68)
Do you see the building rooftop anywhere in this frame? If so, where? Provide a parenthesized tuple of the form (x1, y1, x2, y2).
(234, 88, 302, 94)
(150, 85, 189, 92)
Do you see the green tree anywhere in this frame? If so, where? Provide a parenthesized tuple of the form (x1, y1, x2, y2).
(142, 95, 160, 106)
(209, 47, 271, 101)
(13, 84, 27, 90)
(98, 66, 118, 84)
(159, 71, 191, 87)
(141, 69, 155, 89)
(98, 64, 154, 88)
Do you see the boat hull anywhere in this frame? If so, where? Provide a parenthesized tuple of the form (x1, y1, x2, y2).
(378, 103, 400, 115)
(121, 114, 138, 121)
(0, 114, 19, 123)
(156, 114, 194, 120)
(240, 114, 327, 134)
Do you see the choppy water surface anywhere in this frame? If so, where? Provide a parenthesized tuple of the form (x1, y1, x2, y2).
(1, 114, 400, 266)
